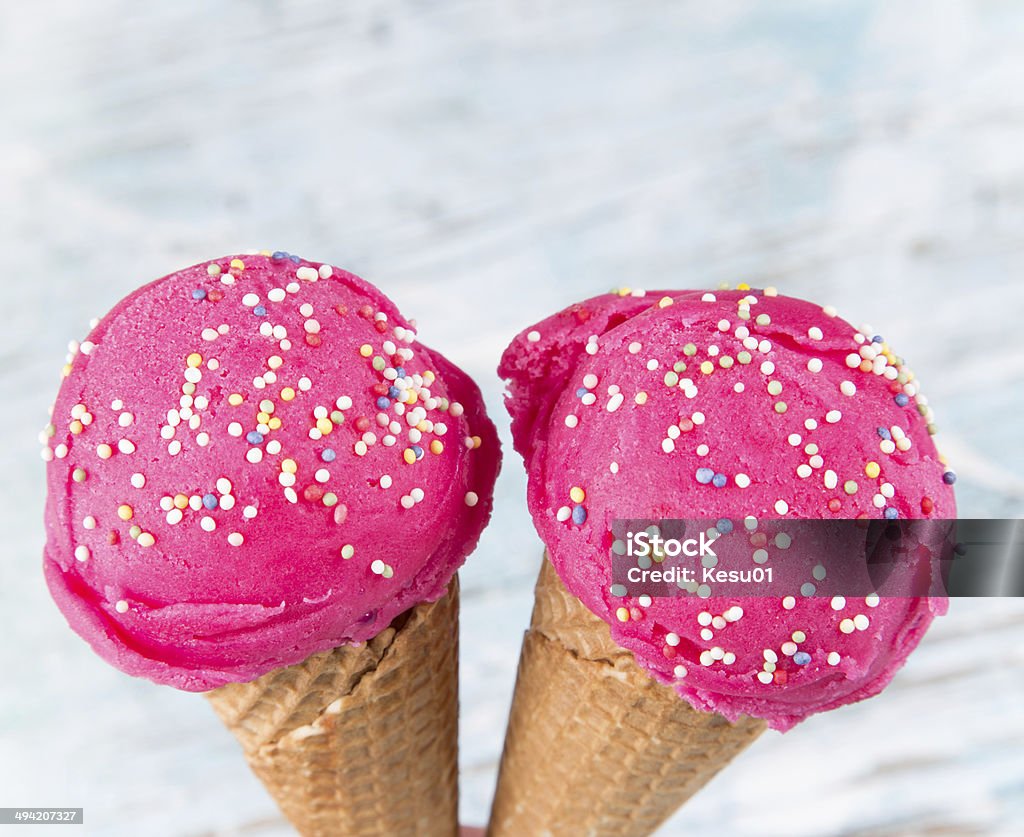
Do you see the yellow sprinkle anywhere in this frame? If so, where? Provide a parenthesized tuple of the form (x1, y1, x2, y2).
(658, 296, 674, 308)
(430, 440, 444, 455)
(341, 544, 355, 560)
(416, 420, 430, 432)
(61, 364, 72, 378)
(268, 417, 282, 430)
(471, 435, 482, 449)
(186, 353, 203, 368)
(403, 449, 416, 465)
(764, 286, 778, 297)
(719, 356, 734, 368)
(206, 263, 221, 276)
(359, 344, 373, 358)
(616, 607, 630, 622)
(316, 417, 333, 435)
(69, 420, 84, 435)
(183, 382, 196, 395)
(737, 282, 751, 291)
(635, 391, 648, 405)
(865, 461, 881, 479)
(259, 249, 271, 256)
(267, 356, 283, 370)
(174, 494, 189, 509)
(257, 411, 271, 424)
(407, 391, 419, 404)
(423, 371, 435, 384)
(228, 393, 244, 407)
(700, 361, 714, 375)
(282, 459, 297, 474)
(229, 258, 245, 270)
(138, 532, 156, 548)
(117, 504, 134, 521)
(281, 387, 296, 402)
(569, 486, 586, 503)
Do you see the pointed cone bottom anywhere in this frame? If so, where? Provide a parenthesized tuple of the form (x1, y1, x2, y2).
(488, 556, 765, 836)
(207, 576, 460, 837)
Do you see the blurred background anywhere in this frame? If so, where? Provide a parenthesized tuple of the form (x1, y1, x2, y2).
(2, 1, 1023, 834)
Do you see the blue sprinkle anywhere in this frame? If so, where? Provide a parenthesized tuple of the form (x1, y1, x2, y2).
(202, 493, 218, 510)
(884, 507, 899, 520)
(289, 254, 301, 263)
(246, 431, 265, 445)
(191, 288, 207, 301)
(872, 335, 884, 343)
(253, 305, 267, 317)
(943, 471, 957, 485)
(576, 387, 588, 398)
(271, 251, 287, 261)
(376, 396, 391, 409)
(794, 651, 812, 666)
(716, 518, 734, 534)
(388, 386, 400, 398)
(695, 467, 714, 485)
(877, 427, 892, 440)
(572, 505, 587, 525)
(712, 473, 727, 488)
(395, 367, 406, 378)
(411, 445, 424, 460)
(894, 394, 909, 407)
(321, 449, 336, 463)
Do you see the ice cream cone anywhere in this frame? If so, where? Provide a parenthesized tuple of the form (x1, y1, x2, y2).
(488, 558, 764, 837)
(207, 576, 460, 837)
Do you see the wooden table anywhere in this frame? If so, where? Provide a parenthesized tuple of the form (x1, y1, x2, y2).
(2, 1, 1022, 834)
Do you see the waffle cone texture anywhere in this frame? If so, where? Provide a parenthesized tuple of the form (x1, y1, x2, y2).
(207, 576, 460, 837)
(488, 556, 765, 837)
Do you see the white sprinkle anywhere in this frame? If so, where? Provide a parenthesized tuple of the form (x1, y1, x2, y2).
(243, 505, 258, 519)
(827, 652, 841, 666)
(628, 341, 642, 354)
(854, 614, 870, 631)
(825, 410, 842, 424)
(800, 582, 816, 596)
(115, 600, 129, 613)
(298, 377, 312, 392)
(783, 596, 796, 610)
(268, 288, 286, 302)
(661, 438, 675, 453)
(583, 373, 599, 389)
(246, 448, 263, 463)
(201, 516, 216, 532)
(83, 516, 96, 530)
(866, 593, 880, 608)
(465, 491, 479, 507)
(527, 330, 541, 342)
(807, 358, 823, 373)
(691, 411, 705, 425)
(296, 266, 319, 281)
(565, 415, 579, 428)
(242, 293, 260, 307)
(371, 559, 387, 575)
(824, 470, 838, 490)
(735, 473, 751, 489)
(831, 596, 846, 611)
(315, 468, 330, 483)
(130, 473, 146, 489)
(760, 361, 775, 376)
(166, 508, 183, 525)
(217, 478, 232, 495)
(840, 380, 857, 396)
(774, 499, 789, 515)
(775, 533, 792, 549)
(556, 506, 571, 522)
(228, 532, 244, 547)
(607, 393, 624, 412)
(318, 264, 333, 279)
(74, 545, 90, 562)
(674, 665, 688, 679)
(220, 495, 236, 511)
(808, 327, 823, 340)
(839, 619, 855, 634)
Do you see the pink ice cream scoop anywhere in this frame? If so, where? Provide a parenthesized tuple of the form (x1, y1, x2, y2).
(43, 252, 500, 691)
(499, 288, 955, 731)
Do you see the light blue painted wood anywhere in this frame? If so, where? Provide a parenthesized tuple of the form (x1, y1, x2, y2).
(1, 2, 1022, 834)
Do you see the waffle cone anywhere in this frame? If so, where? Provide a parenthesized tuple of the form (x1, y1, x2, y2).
(488, 556, 765, 837)
(207, 576, 460, 837)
